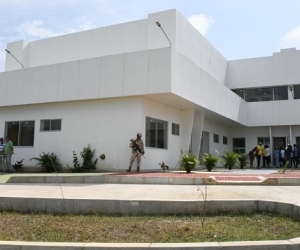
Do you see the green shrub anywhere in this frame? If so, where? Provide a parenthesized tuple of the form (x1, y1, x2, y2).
(30, 152, 61, 173)
(179, 152, 199, 173)
(221, 151, 239, 170)
(238, 153, 249, 169)
(200, 153, 219, 171)
(69, 145, 98, 173)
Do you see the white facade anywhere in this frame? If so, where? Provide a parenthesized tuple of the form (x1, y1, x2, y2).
(1, 9, 300, 170)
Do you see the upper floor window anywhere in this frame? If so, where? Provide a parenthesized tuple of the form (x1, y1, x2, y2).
(233, 86, 288, 102)
(172, 123, 180, 136)
(146, 117, 168, 149)
(40, 119, 62, 131)
(5, 120, 35, 146)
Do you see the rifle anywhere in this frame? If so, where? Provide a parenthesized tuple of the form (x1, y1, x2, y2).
(130, 139, 145, 158)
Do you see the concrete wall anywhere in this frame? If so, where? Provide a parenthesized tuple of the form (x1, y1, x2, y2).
(225, 48, 300, 89)
(0, 48, 171, 107)
(0, 97, 191, 170)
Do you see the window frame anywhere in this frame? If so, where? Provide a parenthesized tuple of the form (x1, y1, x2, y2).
(232, 138, 246, 153)
(5, 120, 35, 147)
(145, 117, 168, 149)
(223, 136, 228, 145)
(171, 123, 180, 136)
(40, 119, 62, 132)
(213, 134, 219, 143)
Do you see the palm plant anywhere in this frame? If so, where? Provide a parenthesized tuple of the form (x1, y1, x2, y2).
(221, 151, 239, 170)
(30, 152, 61, 172)
(200, 153, 219, 171)
(238, 153, 249, 169)
(179, 152, 199, 173)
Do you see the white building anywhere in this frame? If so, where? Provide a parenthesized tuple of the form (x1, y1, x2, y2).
(1, 9, 300, 171)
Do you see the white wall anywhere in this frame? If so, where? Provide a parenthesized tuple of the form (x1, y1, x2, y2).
(203, 119, 231, 155)
(0, 96, 194, 171)
(0, 48, 171, 107)
(225, 48, 300, 89)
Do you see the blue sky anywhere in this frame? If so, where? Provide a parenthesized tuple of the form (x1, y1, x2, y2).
(1, 0, 300, 72)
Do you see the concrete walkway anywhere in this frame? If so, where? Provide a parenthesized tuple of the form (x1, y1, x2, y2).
(1, 169, 300, 249)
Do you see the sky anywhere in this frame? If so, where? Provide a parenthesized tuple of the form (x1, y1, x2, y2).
(0, 0, 300, 72)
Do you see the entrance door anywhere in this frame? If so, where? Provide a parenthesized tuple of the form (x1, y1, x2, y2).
(200, 131, 209, 156)
(273, 137, 286, 149)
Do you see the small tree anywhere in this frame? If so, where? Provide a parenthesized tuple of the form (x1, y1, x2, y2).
(69, 145, 98, 172)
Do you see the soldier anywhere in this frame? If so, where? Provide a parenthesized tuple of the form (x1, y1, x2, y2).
(126, 133, 145, 172)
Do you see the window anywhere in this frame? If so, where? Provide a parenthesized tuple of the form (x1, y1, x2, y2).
(146, 117, 168, 149)
(232, 138, 245, 153)
(233, 89, 245, 99)
(294, 85, 300, 99)
(172, 123, 180, 136)
(223, 136, 228, 145)
(274, 86, 288, 100)
(257, 137, 270, 146)
(40, 119, 62, 131)
(5, 121, 35, 146)
(213, 134, 219, 143)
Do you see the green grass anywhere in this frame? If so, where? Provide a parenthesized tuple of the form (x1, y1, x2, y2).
(0, 212, 299, 243)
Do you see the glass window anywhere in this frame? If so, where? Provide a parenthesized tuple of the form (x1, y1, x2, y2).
(274, 86, 288, 100)
(293, 85, 300, 99)
(257, 137, 270, 146)
(213, 134, 219, 143)
(146, 117, 168, 149)
(5, 121, 35, 146)
(232, 89, 245, 99)
(40, 119, 61, 131)
(232, 138, 245, 153)
(245, 89, 258, 102)
(223, 136, 228, 145)
(172, 123, 180, 136)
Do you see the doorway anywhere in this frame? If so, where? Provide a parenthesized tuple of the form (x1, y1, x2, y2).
(273, 137, 286, 149)
(199, 131, 209, 156)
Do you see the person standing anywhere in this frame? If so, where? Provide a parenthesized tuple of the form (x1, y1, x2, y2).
(0, 138, 5, 172)
(274, 147, 280, 168)
(264, 145, 272, 168)
(126, 133, 145, 172)
(256, 142, 263, 169)
(248, 149, 255, 168)
(4, 136, 14, 173)
(292, 144, 298, 168)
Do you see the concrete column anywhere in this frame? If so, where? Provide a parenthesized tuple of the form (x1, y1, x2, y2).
(191, 112, 205, 157)
(180, 110, 194, 153)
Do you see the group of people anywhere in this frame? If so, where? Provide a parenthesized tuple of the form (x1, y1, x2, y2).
(248, 142, 299, 169)
(0, 136, 14, 173)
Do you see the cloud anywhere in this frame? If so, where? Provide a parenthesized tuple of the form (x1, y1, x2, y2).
(281, 26, 300, 49)
(15, 20, 64, 39)
(188, 14, 214, 35)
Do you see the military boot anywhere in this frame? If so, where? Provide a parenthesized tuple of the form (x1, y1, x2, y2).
(126, 167, 131, 172)
(137, 167, 140, 172)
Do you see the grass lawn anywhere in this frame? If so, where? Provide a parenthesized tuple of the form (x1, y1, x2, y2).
(0, 212, 300, 243)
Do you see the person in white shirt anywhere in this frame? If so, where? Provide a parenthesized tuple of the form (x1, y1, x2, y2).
(264, 145, 272, 168)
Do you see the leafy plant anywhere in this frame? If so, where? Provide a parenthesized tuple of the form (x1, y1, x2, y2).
(13, 159, 24, 171)
(200, 153, 219, 172)
(221, 151, 239, 170)
(69, 145, 98, 173)
(238, 153, 249, 169)
(30, 152, 61, 173)
(179, 152, 199, 173)
(158, 161, 169, 172)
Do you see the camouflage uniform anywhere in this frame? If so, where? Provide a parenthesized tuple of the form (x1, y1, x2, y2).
(127, 137, 144, 172)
